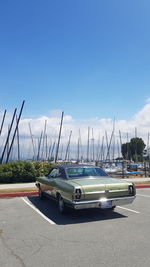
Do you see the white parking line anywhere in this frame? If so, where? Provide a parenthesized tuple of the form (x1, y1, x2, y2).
(117, 206, 140, 214)
(21, 197, 56, 225)
(137, 194, 150, 198)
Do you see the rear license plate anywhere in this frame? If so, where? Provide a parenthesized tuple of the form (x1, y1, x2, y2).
(100, 200, 112, 209)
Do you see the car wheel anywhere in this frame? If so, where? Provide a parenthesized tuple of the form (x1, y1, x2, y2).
(58, 195, 66, 214)
(39, 188, 44, 200)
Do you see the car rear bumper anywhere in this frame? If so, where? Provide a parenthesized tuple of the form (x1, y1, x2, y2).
(72, 196, 136, 210)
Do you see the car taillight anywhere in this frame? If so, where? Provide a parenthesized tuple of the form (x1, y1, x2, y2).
(128, 185, 134, 195)
(74, 189, 82, 200)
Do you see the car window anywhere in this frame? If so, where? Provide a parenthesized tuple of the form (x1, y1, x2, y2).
(66, 167, 108, 178)
(49, 168, 61, 178)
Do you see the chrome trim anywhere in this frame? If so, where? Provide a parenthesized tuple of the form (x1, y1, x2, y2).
(72, 196, 136, 210)
(108, 189, 129, 193)
(85, 189, 129, 194)
(73, 196, 135, 205)
(85, 191, 105, 194)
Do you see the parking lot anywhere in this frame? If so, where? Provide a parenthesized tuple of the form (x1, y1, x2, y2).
(0, 188, 150, 267)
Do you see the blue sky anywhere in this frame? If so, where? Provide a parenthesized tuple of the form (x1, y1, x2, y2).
(0, 0, 150, 120)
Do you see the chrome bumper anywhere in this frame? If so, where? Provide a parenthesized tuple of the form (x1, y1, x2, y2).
(72, 196, 136, 210)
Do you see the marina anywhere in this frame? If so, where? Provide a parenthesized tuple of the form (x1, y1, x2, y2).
(0, 104, 150, 179)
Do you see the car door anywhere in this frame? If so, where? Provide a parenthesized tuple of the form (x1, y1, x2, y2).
(45, 168, 62, 198)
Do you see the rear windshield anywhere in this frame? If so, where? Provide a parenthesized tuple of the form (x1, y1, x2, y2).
(66, 167, 108, 179)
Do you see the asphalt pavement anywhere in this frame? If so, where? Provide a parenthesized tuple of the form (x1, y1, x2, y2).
(0, 188, 150, 267)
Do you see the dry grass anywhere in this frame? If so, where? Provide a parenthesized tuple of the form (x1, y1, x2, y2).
(0, 187, 38, 193)
(134, 181, 150, 185)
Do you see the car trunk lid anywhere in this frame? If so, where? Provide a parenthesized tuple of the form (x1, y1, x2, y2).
(68, 177, 130, 200)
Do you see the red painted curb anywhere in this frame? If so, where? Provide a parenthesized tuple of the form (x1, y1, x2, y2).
(0, 191, 38, 198)
(135, 184, 150, 189)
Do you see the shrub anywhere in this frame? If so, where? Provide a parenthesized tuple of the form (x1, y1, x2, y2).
(42, 162, 55, 175)
(0, 161, 56, 184)
(33, 161, 45, 177)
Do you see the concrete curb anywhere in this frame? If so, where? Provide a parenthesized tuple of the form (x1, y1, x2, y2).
(0, 184, 150, 198)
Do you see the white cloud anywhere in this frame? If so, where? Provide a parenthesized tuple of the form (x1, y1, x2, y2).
(134, 101, 150, 127)
(1, 99, 150, 160)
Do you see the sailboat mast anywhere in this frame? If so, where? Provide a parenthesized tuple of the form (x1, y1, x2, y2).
(29, 122, 36, 160)
(65, 130, 72, 162)
(6, 100, 25, 163)
(55, 111, 64, 163)
(16, 115, 20, 161)
(87, 127, 90, 162)
(0, 109, 7, 137)
(0, 108, 17, 164)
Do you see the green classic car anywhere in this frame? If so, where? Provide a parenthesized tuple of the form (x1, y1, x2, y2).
(36, 164, 136, 214)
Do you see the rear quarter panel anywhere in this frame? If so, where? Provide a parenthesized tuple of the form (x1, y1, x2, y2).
(37, 176, 75, 203)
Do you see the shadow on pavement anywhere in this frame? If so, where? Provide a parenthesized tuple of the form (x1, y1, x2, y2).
(27, 196, 127, 225)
